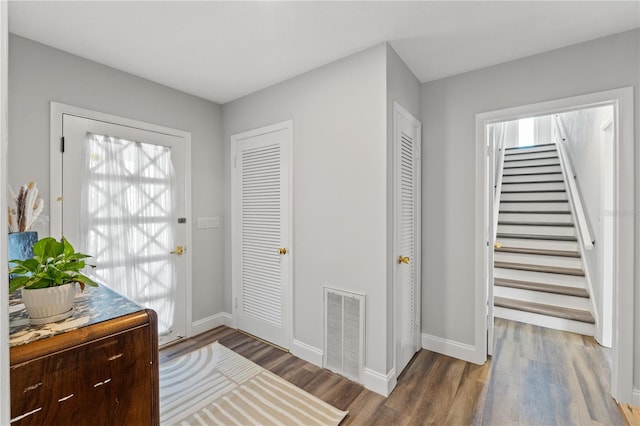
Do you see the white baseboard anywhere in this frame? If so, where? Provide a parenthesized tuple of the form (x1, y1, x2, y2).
(633, 387, 640, 406)
(191, 312, 232, 337)
(421, 332, 482, 364)
(290, 339, 323, 367)
(363, 367, 396, 397)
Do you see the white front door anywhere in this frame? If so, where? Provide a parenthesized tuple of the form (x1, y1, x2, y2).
(55, 109, 189, 346)
(394, 103, 421, 376)
(231, 121, 292, 349)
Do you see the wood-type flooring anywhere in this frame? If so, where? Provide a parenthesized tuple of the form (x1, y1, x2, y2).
(159, 318, 623, 425)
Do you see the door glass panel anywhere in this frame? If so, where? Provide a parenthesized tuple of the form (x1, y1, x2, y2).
(80, 132, 177, 336)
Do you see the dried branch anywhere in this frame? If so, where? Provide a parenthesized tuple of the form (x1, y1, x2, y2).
(8, 182, 44, 232)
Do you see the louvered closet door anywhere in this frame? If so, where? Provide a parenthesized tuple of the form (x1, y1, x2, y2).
(394, 103, 421, 376)
(232, 122, 292, 349)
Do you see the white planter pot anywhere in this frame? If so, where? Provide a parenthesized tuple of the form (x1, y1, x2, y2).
(21, 283, 77, 323)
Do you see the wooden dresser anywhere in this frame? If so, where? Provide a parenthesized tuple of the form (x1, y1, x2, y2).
(9, 285, 159, 425)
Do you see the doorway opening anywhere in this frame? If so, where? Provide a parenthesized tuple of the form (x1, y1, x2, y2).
(50, 102, 193, 347)
(475, 87, 634, 403)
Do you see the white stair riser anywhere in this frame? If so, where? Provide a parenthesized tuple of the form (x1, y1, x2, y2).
(504, 144, 557, 154)
(501, 182, 565, 192)
(503, 165, 562, 174)
(494, 251, 582, 269)
(495, 237, 578, 252)
(500, 201, 569, 211)
(504, 150, 558, 161)
(499, 212, 573, 224)
(494, 307, 594, 336)
(494, 267, 586, 287)
(504, 158, 559, 168)
(494, 286, 591, 311)
(501, 192, 567, 201)
(502, 173, 563, 183)
(497, 224, 575, 237)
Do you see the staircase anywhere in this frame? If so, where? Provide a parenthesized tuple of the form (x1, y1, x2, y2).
(494, 142, 595, 335)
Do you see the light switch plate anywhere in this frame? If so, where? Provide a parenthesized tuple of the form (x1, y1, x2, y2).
(197, 217, 220, 229)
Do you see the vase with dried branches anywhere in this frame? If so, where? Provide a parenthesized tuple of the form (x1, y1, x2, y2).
(8, 182, 45, 276)
(8, 181, 44, 233)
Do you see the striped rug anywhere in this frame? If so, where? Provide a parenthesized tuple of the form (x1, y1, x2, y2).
(160, 341, 348, 425)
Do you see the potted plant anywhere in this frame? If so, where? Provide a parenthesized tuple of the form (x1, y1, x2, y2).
(9, 237, 98, 324)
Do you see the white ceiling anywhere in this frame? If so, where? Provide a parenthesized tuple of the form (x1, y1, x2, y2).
(8, 1, 640, 104)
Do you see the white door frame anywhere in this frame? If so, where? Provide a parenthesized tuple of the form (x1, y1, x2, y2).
(0, 1, 10, 422)
(230, 120, 294, 348)
(475, 87, 635, 403)
(599, 115, 614, 348)
(49, 102, 193, 339)
(392, 102, 422, 378)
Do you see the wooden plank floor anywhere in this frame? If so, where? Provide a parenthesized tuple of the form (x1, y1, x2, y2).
(160, 318, 623, 425)
(619, 403, 640, 425)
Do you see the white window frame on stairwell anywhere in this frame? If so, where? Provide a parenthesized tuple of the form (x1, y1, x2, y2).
(475, 87, 634, 404)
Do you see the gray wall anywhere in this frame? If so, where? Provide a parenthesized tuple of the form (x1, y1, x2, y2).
(420, 29, 639, 368)
(8, 34, 225, 322)
(559, 105, 614, 342)
(223, 44, 390, 375)
(385, 44, 421, 372)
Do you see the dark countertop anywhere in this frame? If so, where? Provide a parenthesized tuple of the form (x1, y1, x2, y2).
(9, 284, 144, 347)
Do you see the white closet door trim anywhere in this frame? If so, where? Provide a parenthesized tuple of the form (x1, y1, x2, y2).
(230, 120, 294, 348)
(49, 102, 193, 339)
(392, 102, 422, 378)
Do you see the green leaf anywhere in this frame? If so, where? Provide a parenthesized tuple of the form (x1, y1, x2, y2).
(48, 239, 65, 258)
(65, 253, 91, 261)
(62, 237, 74, 255)
(8, 265, 28, 275)
(27, 279, 52, 289)
(9, 276, 30, 293)
(32, 237, 48, 258)
(20, 258, 39, 272)
(74, 273, 99, 287)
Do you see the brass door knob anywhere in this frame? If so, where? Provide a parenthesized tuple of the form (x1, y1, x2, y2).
(494, 242, 502, 249)
(398, 256, 410, 264)
(170, 245, 185, 255)
(279, 247, 287, 255)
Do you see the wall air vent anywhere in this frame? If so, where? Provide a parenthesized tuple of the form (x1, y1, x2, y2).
(323, 287, 365, 383)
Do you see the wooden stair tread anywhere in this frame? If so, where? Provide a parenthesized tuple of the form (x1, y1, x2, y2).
(497, 233, 577, 242)
(503, 171, 563, 177)
(498, 221, 574, 227)
(494, 297, 595, 324)
(499, 210, 571, 214)
(500, 199, 567, 203)
(505, 148, 557, 156)
(504, 156, 558, 162)
(495, 246, 580, 258)
(504, 163, 561, 169)
(501, 180, 564, 185)
(494, 278, 589, 297)
(505, 143, 555, 150)
(494, 261, 585, 276)
(501, 189, 565, 193)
